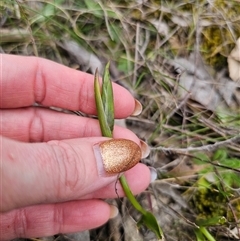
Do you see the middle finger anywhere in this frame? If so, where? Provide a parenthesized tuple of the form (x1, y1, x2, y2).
(0, 107, 137, 142)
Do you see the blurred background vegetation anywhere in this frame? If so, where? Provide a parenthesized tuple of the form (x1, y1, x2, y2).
(1, 0, 240, 240)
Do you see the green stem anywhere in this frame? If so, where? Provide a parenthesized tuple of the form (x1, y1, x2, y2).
(119, 175, 146, 214)
(198, 227, 216, 241)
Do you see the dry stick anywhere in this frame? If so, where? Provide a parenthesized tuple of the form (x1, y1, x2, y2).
(133, 22, 140, 87)
(151, 135, 240, 153)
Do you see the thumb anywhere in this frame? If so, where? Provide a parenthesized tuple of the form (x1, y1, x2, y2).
(1, 136, 143, 212)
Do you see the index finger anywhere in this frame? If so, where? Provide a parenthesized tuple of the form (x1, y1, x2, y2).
(0, 54, 136, 118)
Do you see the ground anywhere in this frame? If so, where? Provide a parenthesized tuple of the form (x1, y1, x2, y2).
(1, 1, 240, 240)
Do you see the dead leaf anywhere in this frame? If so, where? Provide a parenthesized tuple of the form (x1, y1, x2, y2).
(228, 38, 240, 82)
(59, 39, 103, 74)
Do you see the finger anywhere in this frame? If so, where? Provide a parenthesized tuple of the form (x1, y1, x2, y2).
(2, 136, 148, 212)
(1, 54, 137, 118)
(0, 200, 115, 240)
(0, 108, 137, 142)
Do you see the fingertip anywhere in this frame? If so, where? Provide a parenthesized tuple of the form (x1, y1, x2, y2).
(113, 125, 140, 143)
(131, 99, 143, 116)
(149, 166, 157, 183)
(124, 163, 151, 194)
(112, 84, 136, 118)
(109, 205, 119, 219)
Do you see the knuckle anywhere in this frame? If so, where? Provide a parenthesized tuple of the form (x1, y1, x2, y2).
(13, 209, 28, 238)
(34, 57, 47, 104)
(29, 108, 44, 142)
(53, 204, 64, 233)
(47, 141, 84, 199)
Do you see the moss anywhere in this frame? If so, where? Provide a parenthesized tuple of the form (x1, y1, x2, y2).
(200, 0, 240, 69)
(213, 0, 240, 19)
(191, 186, 226, 220)
(161, 0, 240, 69)
(190, 182, 240, 223)
(227, 198, 240, 221)
(201, 27, 230, 69)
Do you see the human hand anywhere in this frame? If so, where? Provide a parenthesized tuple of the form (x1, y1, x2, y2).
(0, 54, 152, 240)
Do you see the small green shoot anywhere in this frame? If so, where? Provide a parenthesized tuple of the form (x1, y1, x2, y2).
(94, 62, 113, 137)
(94, 62, 163, 240)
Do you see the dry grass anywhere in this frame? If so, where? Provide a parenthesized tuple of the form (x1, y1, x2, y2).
(1, 0, 240, 240)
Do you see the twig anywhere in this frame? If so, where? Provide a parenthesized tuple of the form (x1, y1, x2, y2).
(133, 22, 140, 87)
(151, 135, 240, 153)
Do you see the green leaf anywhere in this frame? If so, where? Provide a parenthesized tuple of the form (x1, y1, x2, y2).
(193, 152, 211, 165)
(32, 0, 65, 23)
(101, 62, 114, 132)
(84, 0, 102, 17)
(194, 226, 217, 241)
(220, 172, 240, 188)
(198, 227, 216, 241)
(120, 175, 163, 239)
(138, 211, 163, 239)
(94, 68, 113, 138)
(213, 149, 228, 162)
(83, 1, 117, 19)
(219, 157, 240, 169)
(196, 216, 227, 226)
(194, 229, 205, 241)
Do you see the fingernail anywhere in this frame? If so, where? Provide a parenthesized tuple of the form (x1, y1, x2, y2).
(93, 139, 142, 176)
(149, 166, 157, 183)
(131, 99, 142, 116)
(140, 140, 150, 159)
(109, 205, 119, 219)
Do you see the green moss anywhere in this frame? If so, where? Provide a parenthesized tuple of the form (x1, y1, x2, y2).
(191, 185, 227, 220)
(213, 0, 240, 19)
(162, 0, 240, 69)
(200, 0, 240, 69)
(201, 26, 236, 69)
(190, 180, 240, 223)
(227, 198, 240, 220)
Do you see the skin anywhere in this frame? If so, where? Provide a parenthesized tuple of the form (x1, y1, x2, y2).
(0, 54, 151, 240)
